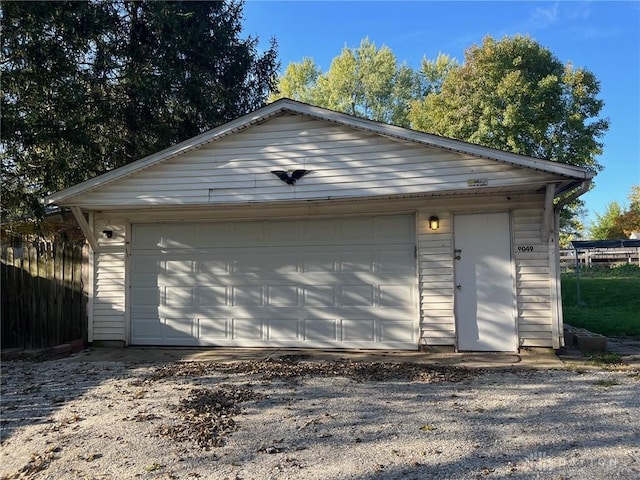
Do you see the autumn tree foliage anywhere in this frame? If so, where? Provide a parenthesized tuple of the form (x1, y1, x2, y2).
(590, 186, 640, 239)
(270, 38, 423, 127)
(273, 35, 609, 235)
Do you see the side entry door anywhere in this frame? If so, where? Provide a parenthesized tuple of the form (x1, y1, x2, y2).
(453, 212, 517, 352)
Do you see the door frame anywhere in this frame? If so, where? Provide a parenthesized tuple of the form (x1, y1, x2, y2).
(452, 211, 519, 352)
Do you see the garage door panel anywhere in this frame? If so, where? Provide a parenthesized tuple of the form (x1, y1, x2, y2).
(233, 318, 264, 340)
(379, 285, 414, 307)
(164, 318, 195, 339)
(162, 224, 198, 248)
(264, 221, 300, 243)
(338, 217, 373, 241)
(233, 255, 260, 273)
(231, 222, 264, 244)
(267, 285, 299, 306)
(301, 219, 338, 243)
(132, 287, 160, 307)
(197, 286, 229, 306)
(378, 247, 415, 272)
(374, 215, 415, 240)
(164, 286, 194, 307)
(183, 272, 388, 285)
(131, 215, 418, 349)
(131, 316, 167, 341)
(232, 286, 263, 306)
(197, 259, 229, 275)
(339, 285, 374, 306)
(131, 307, 161, 320)
(131, 255, 160, 274)
(303, 285, 335, 306)
(197, 317, 230, 339)
(303, 252, 336, 273)
(339, 251, 373, 272)
(132, 224, 164, 249)
(233, 253, 298, 274)
(303, 318, 337, 341)
(267, 318, 300, 340)
(194, 224, 231, 247)
(381, 320, 416, 342)
(164, 259, 194, 274)
(342, 319, 375, 341)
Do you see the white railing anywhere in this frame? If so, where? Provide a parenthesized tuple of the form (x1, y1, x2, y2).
(559, 247, 640, 271)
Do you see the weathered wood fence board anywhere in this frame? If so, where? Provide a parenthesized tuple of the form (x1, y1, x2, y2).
(1, 243, 88, 349)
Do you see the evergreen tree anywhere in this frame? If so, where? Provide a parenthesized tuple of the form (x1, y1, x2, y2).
(1, 0, 279, 221)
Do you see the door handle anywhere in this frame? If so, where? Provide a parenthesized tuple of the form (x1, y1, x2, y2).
(454, 249, 462, 260)
(456, 284, 462, 290)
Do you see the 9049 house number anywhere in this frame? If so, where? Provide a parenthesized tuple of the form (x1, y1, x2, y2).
(517, 245, 534, 252)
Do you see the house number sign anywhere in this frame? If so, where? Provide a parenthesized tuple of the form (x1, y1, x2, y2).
(517, 245, 534, 252)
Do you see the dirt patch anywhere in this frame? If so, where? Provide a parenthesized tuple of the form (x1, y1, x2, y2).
(146, 358, 477, 383)
(1, 358, 639, 479)
(157, 385, 261, 450)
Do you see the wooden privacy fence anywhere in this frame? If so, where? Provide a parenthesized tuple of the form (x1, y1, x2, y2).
(1, 243, 88, 349)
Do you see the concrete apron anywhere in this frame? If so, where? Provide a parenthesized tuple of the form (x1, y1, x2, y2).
(60, 346, 566, 369)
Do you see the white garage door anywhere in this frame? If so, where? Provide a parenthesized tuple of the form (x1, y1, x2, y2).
(130, 214, 418, 349)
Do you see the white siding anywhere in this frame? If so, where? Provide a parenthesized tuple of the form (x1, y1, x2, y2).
(89, 194, 556, 349)
(67, 114, 561, 208)
(416, 194, 554, 348)
(93, 215, 126, 341)
(417, 211, 455, 345)
(512, 207, 554, 347)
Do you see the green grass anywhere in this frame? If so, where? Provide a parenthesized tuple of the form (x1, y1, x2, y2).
(561, 264, 640, 337)
(593, 379, 622, 388)
(586, 352, 624, 366)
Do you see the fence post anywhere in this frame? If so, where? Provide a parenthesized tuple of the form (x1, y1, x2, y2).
(81, 243, 90, 344)
(13, 248, 24, 349)
(33, 242, 45, 347)
(71, 244, 83, 341)
(45, 244, 57, 345)
(574, 247, 584, 307)
(0, 247, 15, 347)
(26, 247, 37, 348)
(62, 244, 71, 341)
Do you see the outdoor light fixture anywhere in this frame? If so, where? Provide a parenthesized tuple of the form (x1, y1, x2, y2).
(102, 230, 113, 238)
(429, 216, 439, 231)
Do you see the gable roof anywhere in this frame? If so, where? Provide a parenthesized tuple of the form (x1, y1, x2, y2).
(46, 98, 593, 206)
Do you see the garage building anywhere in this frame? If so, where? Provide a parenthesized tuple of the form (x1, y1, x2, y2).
(46, 99, 593, 351)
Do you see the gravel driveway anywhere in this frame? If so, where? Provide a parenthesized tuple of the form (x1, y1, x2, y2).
(1, 356, 639, 479)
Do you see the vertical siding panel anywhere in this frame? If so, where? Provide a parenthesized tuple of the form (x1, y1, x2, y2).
(417, 210, 455, 346)
(92, 215, 127, 342)
(82, 243, 92, 344)
(549, 212, 562, 348)
(512, 204, 553, 347)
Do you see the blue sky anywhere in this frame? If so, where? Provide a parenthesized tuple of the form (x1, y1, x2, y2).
(242, 0, 640, 231)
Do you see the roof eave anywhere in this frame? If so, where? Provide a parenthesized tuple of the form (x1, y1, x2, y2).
(46, 101, 292, 205)
(46, 98, 594, 205)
